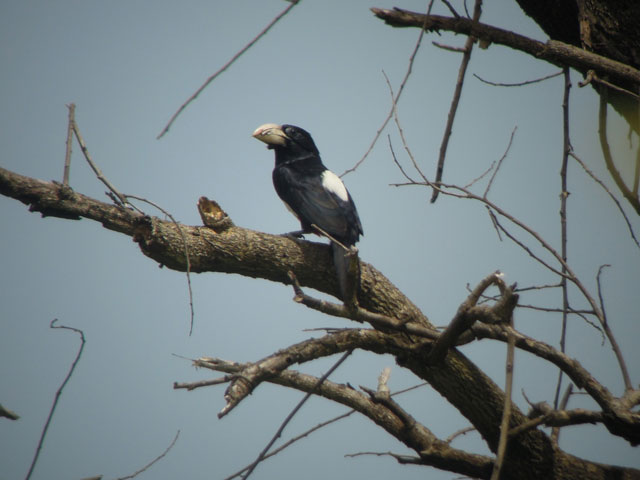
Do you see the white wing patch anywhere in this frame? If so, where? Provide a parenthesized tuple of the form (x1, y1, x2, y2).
(321, 170, 349, 203)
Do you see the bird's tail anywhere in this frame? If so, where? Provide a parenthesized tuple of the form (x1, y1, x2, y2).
(332, 241, 360, 307)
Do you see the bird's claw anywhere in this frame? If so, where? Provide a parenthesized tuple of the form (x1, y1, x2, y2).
(282, 230, 307, 240)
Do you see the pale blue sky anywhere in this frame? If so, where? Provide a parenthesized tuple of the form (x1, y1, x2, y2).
(1, 1, 639, 479)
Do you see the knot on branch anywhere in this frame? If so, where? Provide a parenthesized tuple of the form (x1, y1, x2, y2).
(132, 215, 155, 247)
(197, 196, 234, 233)
(27, 181, 81, 220)
(427, 272, 519, 365)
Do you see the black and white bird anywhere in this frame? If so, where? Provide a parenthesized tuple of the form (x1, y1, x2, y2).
(252, 123, 363, 298)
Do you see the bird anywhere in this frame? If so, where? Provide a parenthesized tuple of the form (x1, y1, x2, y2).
(252, 123, 363, 300)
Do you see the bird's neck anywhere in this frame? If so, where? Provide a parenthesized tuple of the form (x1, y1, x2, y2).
(274, 150, 323, 168)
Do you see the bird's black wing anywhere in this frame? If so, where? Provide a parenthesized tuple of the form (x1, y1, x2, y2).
(273, 165, 362, 245)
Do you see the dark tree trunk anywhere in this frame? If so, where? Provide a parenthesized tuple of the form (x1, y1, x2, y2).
(516, 0, 640, 132)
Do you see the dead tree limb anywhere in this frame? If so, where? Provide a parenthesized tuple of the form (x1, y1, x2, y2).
(370, 8, 640, 92)
(3, 166, 640, 477)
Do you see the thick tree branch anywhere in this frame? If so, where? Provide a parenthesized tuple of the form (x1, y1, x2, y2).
(190, 331, 640, 480)
(371, 8, 640, 92)
(0, 166, 426, 325)
(4, 166, 640, 477)
(428, 271, 517, 364)
(469, 322, 640, 445)
(192, 349, 495, 480)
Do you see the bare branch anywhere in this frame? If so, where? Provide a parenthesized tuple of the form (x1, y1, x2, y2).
(445, 426, 476, 444)
(554, 68, 572, 412)
(63, 103, 74, 185)
(224, 382, 429, 480)
(240, 351, 352, 480)
(196, 355, 496, 479)
(510, 408, 603, 439)
(469, 323, 640, 445)
(370, 8, 640, 90)
(579, 69, 640, 100)
(400, 175, 632, 390)
(126, 194, 195, 335)
(345, 450, 425, 465)
(570, 152, 640, 249)
(382, 70, 429, 184)
(156, 1, 298, 139)
(288, 271, 438, 340)
(490, 314, 515, 480)
(432, 41, 466, 53)
(439, 0, 460, 18)
(0, 166, 428, 328)
(212, 335, 355, 419)
(473, 70, 563, 87)
(26, 320, 86, 480)
(552, 383, 574, 444)
(0, 404, 19, 421)
(116, 430, 180, 480)
(430, 0, 483, 203)
(223, 410, 357, 480)
(428, 271, 518, 364)
(71, 118, 130, 209)
(341, 1, 434, 177)
(483, 126, 517, 197)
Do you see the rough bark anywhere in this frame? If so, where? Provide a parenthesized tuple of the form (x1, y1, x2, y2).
(515, 0, 640, 132)
(2, 166, 639, 479)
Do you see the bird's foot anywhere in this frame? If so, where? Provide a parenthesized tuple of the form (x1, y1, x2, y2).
(281, 230, 308, 241)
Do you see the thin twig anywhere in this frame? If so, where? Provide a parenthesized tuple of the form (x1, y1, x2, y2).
(432, 41, 466, 53)
(473, 70, 563, 87)
(345, 451, 424, 465)
(551, 384, 573, 445)
(25, 320, 86, 480)
(596, 90, 634, 390)
(595, 264, 611, 346)
(288, 271, 438, 339)
(223, 411, 356, 480)
(486, 209, 570, 279)
(579, 69, 640, 100)
(570, 151, 640, 250)
(430, 0, 482, 203)
(483, 126, 517, 197)
(440, 0, 460, 18)
(341, 1, 434, 177)
(223, 381, 428, 480)
(514, 282, 562, 292)
(72, 122, 131, 208)
(490, 319, 515, 480)
(0, 404, 20, 420)
(116, 430, 180, 480)
(383, 70, 429, 183)
(126, 194, 195, 335)
(554, 68, 572, 411)
(464, 159, 497, 190)
(399, 174, 629, 388)
(63, 103, 75, 185)
(445, 426, 476, 444)
(387, 135, 416, 183)
(241, 350, 352, 480)
(156, 1, 298, 139)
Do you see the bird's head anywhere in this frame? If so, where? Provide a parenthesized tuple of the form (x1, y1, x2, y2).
(252, 123, 320, 159)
